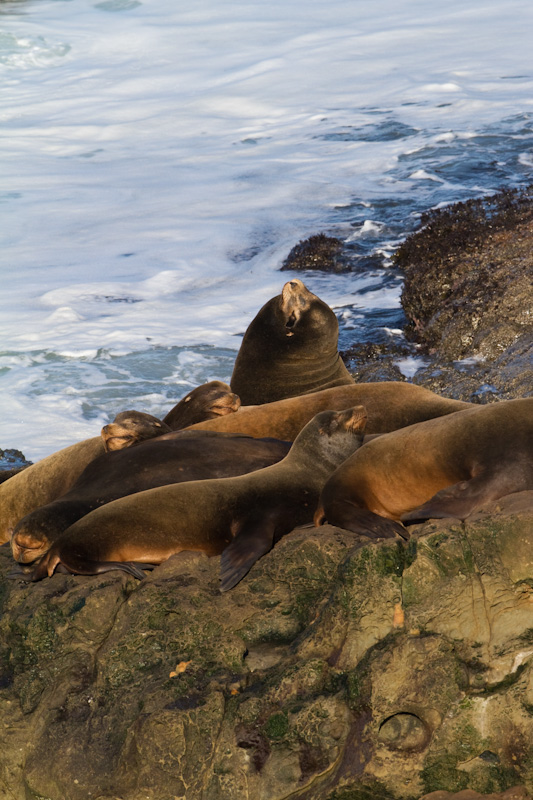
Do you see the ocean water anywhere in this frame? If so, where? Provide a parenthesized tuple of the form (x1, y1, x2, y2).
(1, 0, 533, 460)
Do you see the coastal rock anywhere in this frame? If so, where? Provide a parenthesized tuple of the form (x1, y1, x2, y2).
(0, 448, 32, 484)
(419, 788, 531, 800)
(392, 187, 533, 400)
(1, 493, 533, 798)
(280, 233, 348, 273)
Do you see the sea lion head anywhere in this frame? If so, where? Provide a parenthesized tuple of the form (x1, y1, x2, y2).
(230, 279, 352, 405)
(11, 513, 53, 564)
(292, 405, 368, 469)
(275, 279, 339, 347)
(102, 411, 172, 452)
(177, 381, 241, 419)
(238, 279, 339, 354)
(163, 381, 241, 429)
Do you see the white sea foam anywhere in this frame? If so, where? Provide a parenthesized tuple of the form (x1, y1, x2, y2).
(1, 0, 533, 458)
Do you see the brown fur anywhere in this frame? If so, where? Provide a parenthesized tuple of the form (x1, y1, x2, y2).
(0, 382, 239, 541)
(27, 407, 368, 590)
(0, 381, 471, 543)
(188, 382, 472, 441)
(230, 279, 353, 404)
(316, 398, 533, 538)
(11, 432, 291, 565)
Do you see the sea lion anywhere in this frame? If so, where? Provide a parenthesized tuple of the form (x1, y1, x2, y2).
(0, 467, 28, 484)
(315, 398, 533, 537)
(25, 406, 368, 590)
(0, 436, 106, 546)
(11, 431, 291, 565)
(188, 382, 473, 441)
(163, 380, 241, 428)
(0, 382, 472, 543)
(102, 381, 240, 451)
(230, 279, 354, 404)
(102, 411, 172, 452)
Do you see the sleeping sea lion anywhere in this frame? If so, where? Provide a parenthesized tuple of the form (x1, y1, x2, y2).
(25, 406, 368, 590)
(162, 380, 240, 428)
(0, 437, 106, 546)
(102, 412, 172, 452)
(187, 382, 472, 441)
(315, 398, 533, 538)
(0, 381, 239, 541)
(102, 381, 240, 451)
(0, 382, 472, 543)
(11, 431, 291, 565)
(230, 279, 354, 404)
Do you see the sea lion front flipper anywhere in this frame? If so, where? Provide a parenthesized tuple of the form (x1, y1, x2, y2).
(219, 517, 276, 592)
(400, 473, 504, 524)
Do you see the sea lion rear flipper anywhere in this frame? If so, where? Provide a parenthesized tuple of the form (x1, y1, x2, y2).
(322, 501, 407, 540)
(400, 473, 503, 524)
(220, 517, 276, 592)
(27, 550, 149, 582)
(7, 564, 34, 581)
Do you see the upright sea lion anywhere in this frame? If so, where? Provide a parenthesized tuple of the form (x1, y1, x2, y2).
(102, 381, 240, 451)
(315, 398, 533, 537)
(26, 406, 368, 590)
(0, 382, 472, 542)
(11, 431, 291, 565)
(230, 279, 354, 404)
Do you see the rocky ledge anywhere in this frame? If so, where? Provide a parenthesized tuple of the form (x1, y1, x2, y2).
(1, 491, 533, 799)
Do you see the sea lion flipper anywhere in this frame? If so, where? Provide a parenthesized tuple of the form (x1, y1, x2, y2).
(401, 474, 502, 524)
(60, 559, 148, 580)
(27, 550, 148, 582)
(322, 502, 407, 540)
(7, 565, 34, 581)
(219, 517, 276, 592)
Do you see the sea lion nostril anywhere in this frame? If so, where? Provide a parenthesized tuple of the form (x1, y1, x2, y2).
(285, 313, 297, 329)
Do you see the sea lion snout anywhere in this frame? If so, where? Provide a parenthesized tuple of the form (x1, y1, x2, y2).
(280, 279, 314, 321)
(339, 405, 368, 433)
(318, 405, 368, 436)
(11, 528, 50, 564)
(210, 390, 241, 416)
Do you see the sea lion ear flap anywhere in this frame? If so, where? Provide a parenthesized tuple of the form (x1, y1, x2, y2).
(219, 515, 276, 592)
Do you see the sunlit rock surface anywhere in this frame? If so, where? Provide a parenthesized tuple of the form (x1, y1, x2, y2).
(1, 492, 533, 798)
